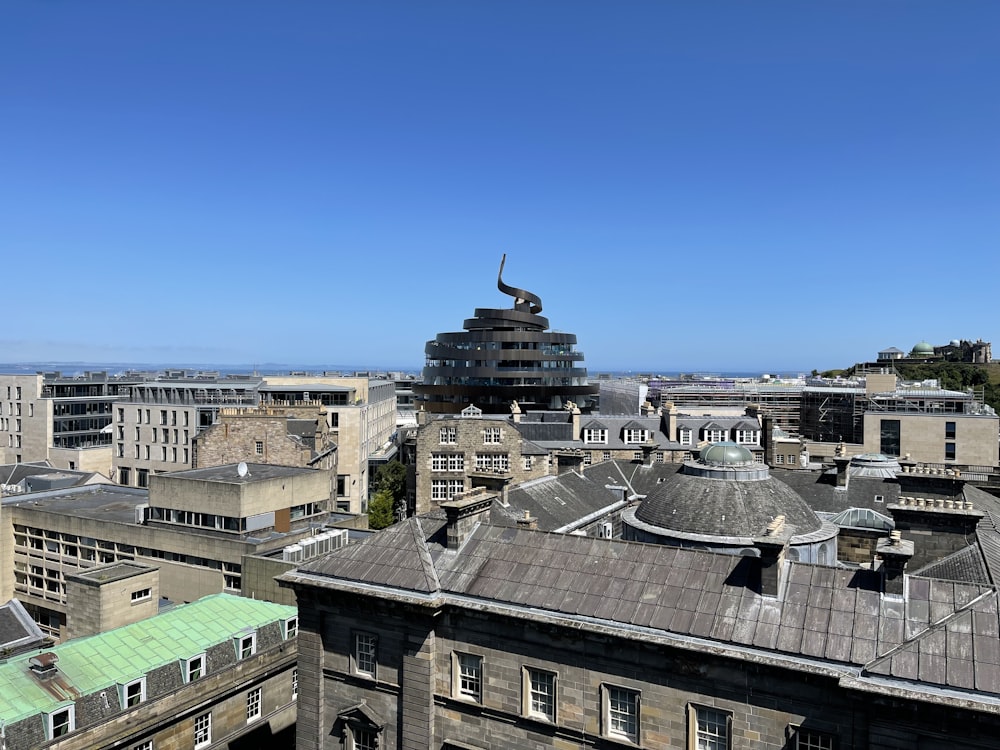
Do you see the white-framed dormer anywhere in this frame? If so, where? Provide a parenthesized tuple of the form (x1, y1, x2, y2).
(46, 703, 75, 740)
(236, 631, 257, 659)
(678, 428, 693, 446)
(623, 428, 650, 445)
(283, 615, 298, 640)
(119, 676, 147, 708)
(583, 426, 608, 444)
(183, 653, 206, 683)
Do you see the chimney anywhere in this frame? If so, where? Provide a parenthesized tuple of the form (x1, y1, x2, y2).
(441, 488, 495, 549)
(875, 530, 913, 596)
(833, 456, 851, 489)
(753, 515, 790, 597)
(516, 509, 538, 531)
(662, 402, 677, 442)
(510, 400, 522, 424)
(29, 652, 60, 680)
(568, 401, 581, 437)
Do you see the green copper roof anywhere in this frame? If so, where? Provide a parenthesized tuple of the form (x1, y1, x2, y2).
(0, 593, 295, 725)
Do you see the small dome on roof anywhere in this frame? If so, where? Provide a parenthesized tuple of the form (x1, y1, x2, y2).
(699, 441, 754, 467)
(911, 341, 934, 355)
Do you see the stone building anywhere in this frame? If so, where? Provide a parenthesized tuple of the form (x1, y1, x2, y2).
(280, 491, 1000, 750)
(2, 463, 330, 640)
(0, 593, 297, 750)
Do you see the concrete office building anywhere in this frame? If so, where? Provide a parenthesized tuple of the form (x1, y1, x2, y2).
(0, 593, 297, 750)
(0, 371, 143, 475)
(2, 462, 330, 640)
(112, 371, 395, 515)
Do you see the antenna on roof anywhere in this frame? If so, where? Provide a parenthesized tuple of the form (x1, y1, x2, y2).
(237, 461, 249, 478)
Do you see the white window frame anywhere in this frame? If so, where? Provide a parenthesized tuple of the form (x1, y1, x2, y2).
(354, 632, 377, 678)
(133, 741, 153, 750)
(47, 705, 75, 739)
(292, 668, 298, 700)
(194, 712, 212, 748)
(775, 453, 785, 464)
(523, 667, 556, 722)
(453, 651, 483, 703)
(789, 724, 836, 750)
(121, 677, 146, 708)
(679, 428, 693, 446)
(704, 429, 725, 443)
(131, 587, 151, 603)
(483, 427, 503, 444)
(688, 704, 732, 750)
(439, 426, 457, 444)
(624, 429, 648, 444)
(184, 653, 206, 682)
(284, 616, 298, 639)
(237, 632, 257, 659)
(736, 429, 759, 444)
(583, 428, 607, 444)
(603, 684, 639, 743)
(246, 687, 262, 723)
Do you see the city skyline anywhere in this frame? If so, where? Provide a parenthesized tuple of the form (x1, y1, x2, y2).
(3, 2, 997, 372)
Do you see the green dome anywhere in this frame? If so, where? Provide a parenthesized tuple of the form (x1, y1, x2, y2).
(699, 441, 754, 467)
(911, 341, 934, 355)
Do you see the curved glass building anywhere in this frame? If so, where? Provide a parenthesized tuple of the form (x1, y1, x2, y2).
(414, 256, 599, 414)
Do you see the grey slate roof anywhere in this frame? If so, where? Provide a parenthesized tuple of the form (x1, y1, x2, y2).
(0, 599, 48, 656)
(911, 545, 991, 585)
(285, 523, 1000, 701)
(492, 471, 625, 532)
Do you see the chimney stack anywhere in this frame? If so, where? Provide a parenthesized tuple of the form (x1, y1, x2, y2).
(441, 488, 495, 549)
(875, 530, 914, 596)
(516, 509, 538, 532)
(753, 515, 790, 597)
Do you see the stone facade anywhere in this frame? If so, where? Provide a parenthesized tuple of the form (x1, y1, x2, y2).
(64, 562, 160, 639)
(413, 414, 549, 515)
(863, 412, 999, 468)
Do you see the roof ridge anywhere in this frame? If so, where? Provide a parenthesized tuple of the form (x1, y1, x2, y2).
(862, 588, 997, 673)
(412, 517, 441, 592)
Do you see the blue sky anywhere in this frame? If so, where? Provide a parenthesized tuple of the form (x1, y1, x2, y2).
(2, 2, 997, 373)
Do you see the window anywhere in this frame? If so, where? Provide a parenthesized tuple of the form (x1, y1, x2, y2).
(238, 632, 257, 659)
(736, 429, 758, 444)
(879, 419, 900, 457)
(337, 475, 350, 497)
(602, 451, 611, 462)
(523, 456, 532, 470)
(161, 446, 167, 461)
(633, 451, 643, 461)
(185, 654, 205, 682)
(284, 616, 298, 639)
(194, 712, 211, 748)
(688, 705, 731, 750)
(483, 426, 503, 444)
(255, 440, 264, 455)
(160, 410, 167, 425)
(439, 426, 457, 444)
(351, 727, 378, 750)
(454, 652, 482, 702)
(475, 453, 509, 472)
(945, 421, 956, 440)
(247, 687, 262, 723)
(624, 429, 648, 444)
(775, 454, 785, 464)
(704, 429, 725, 443)
(524, 667, 555, 721)
(292, 668, 298, 700)
(431, 479, 464, 502)
(790, 726, 835, 750)
(48, 706, 75, 738)
(604, 685, 639, 743)
(122, 677, 146, 707)
(131, 587, 151, 603)
(432, 453, 464, 471)
(354, 632, 377, 677)
(583, 452, 593, 465)
(584, 428, 608, 444)
(133, 741, 153, 750)
(945, 442, 956, 461)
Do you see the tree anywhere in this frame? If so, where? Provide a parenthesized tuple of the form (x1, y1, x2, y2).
(367, 460, 407, 529)
(367, 488, 396, 530)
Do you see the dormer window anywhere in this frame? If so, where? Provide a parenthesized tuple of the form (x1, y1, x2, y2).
(736, 429, 759, 444)
(184, 653, 206, 682)
(703, 428, 725, 443)
(583, 428, 607, 444)
(47, 705, 75, 738)
(121, 677, 146, 707)
(679, 429, 693, 446)
(284, 616, 298, 639)
(624, 429, 649, 444)
(237, 632, 257, 659)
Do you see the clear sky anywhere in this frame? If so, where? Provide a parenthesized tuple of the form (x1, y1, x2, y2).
(2, 2, 997, 374)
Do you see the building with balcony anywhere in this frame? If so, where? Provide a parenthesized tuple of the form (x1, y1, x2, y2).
(414, 255, 599, 414)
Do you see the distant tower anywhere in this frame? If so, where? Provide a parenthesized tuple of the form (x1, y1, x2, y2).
(413, 255, 599, 414)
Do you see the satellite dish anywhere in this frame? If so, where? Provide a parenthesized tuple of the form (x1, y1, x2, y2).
(237, 461, 249, 478)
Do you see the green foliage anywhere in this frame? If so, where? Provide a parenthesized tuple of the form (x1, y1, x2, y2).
(374, 461, 407, 502)
(367, 488, 396, 530)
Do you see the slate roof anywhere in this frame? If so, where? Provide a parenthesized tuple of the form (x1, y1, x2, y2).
(0, 599, 48, 656)
(284, 522, 1000, 705)
(491, 471, 626, 532)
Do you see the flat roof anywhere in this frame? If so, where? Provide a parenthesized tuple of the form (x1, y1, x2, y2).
(3, 484, 148, 525)
(67, 562, 157, 585)
(162, 462, 316, 484)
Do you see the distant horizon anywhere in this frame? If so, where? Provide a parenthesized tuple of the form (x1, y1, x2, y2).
(0, 360, 827, 379)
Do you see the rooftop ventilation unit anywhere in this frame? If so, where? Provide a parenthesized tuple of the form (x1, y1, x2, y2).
(282, 544, 303, 563)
